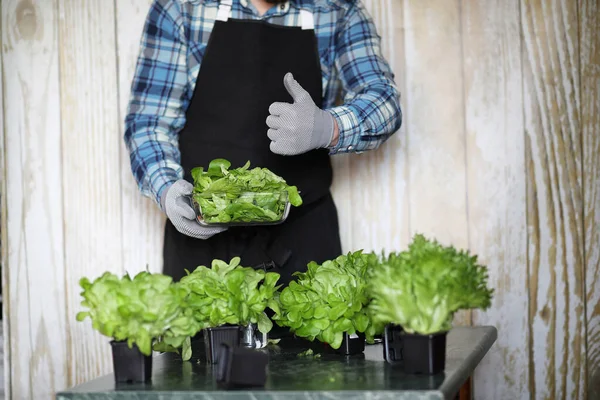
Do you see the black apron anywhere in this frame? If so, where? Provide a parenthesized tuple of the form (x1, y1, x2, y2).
(163, 1, 342, 291)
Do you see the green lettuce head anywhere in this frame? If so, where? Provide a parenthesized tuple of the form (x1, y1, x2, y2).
(368, 234, 494, 335)
(179, 257, 282, 334)
(76, 271, 200, 360)
(273, 250, 384, 349)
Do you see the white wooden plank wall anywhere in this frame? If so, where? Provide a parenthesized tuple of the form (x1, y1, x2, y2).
(462, 1, 529, 398)
(116, 0, 165, 279)
(352, 0, 410, 255)
(2, 0, 68, 399)
(1, 0, 599, 399)
(58, 0, 125, 386)
(522, 0, 586, 398)
(580, 0, 600, 398)
(0, 5, 9, 399)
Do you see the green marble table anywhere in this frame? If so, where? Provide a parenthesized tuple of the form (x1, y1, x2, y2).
(56, 326, 497, 400)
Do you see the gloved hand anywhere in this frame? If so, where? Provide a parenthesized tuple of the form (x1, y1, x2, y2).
(266, 72, 335, 155)
(160, 180, 227, 239)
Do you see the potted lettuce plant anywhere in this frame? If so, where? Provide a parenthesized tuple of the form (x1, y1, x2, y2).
(76, 271, 200, 383)
(368, 234, 494, 375)
(272, 251, 383, 355)
(179, 257, 281, 364)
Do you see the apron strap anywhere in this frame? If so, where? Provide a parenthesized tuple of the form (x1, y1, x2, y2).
(216, 0, 233, 22)
(299, 9, 314, 30)
(216, 0, 314, 30)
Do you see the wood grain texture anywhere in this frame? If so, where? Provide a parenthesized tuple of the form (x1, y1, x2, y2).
(57, 0, 123, 387)
(402, 0, 470, 327)
(461, 0, 529, 399)
(580, 0, 600, 398)
(115, 0, 166, 277)
(521, 0, 586, 398)
(0, 14, 10, 400)
(345, 0, 410, 255)
(330, 154, 354, 252)
(2, 0, 68, 398)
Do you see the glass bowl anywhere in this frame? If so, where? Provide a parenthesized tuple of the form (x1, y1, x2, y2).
(190, 190, 292, 227)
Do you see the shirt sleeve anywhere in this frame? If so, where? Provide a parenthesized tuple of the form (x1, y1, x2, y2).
(326, 1, 402, 154)
(123, 0, 188, 207)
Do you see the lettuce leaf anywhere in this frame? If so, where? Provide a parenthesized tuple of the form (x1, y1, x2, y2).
(272, 251, 384, 349)
(367, 233, 494, 335)
(76, 271, 200, 359)
(191, 159, 302, 223)
(179, 257, 281, 334)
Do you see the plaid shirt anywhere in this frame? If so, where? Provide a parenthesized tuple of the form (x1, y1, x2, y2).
(124, 0, 402, 205)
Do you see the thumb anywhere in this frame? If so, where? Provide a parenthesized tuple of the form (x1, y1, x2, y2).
(283, 72, 309, 103)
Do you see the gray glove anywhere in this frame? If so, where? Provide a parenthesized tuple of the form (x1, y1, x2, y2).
(266, 72, 335, 155)
(160, 180, 227, 239)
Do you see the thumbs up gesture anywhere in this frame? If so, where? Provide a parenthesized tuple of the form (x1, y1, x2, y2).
(266, 72, 336, 155)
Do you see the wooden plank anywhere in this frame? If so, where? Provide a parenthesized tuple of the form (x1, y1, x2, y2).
(580, 0, 600, 397)
(521, 0, 586, 398)
(402, 0, 470, 326)
(330, 155, 354, 252)
(115, 0, 165, 276)
(461, 0, 529, 398)
(346, 0, 410, 254)
(461, 0, 530, 397)
(1, 0, 68, 398)
(57, 0, 123, 387)
(0, 13, 10, 400)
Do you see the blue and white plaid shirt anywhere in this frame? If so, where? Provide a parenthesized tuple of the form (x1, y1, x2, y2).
(124, 0, 402, 205)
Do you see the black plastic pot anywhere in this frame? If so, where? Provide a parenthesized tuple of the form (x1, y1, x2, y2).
(401, 331, 447, 375)
(338, 332, 366, 355)
(110, 340, 152, 383)
(215, 344, 269, 388)
(383, 324, 447, 375)
(204, 325, 241, 364)
(383, 324, 404, 365)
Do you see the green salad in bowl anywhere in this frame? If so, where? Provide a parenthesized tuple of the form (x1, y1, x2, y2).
(190, 158, 303, 226)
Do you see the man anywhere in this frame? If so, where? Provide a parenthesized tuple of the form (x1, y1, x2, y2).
(124, 0, 402, 285)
